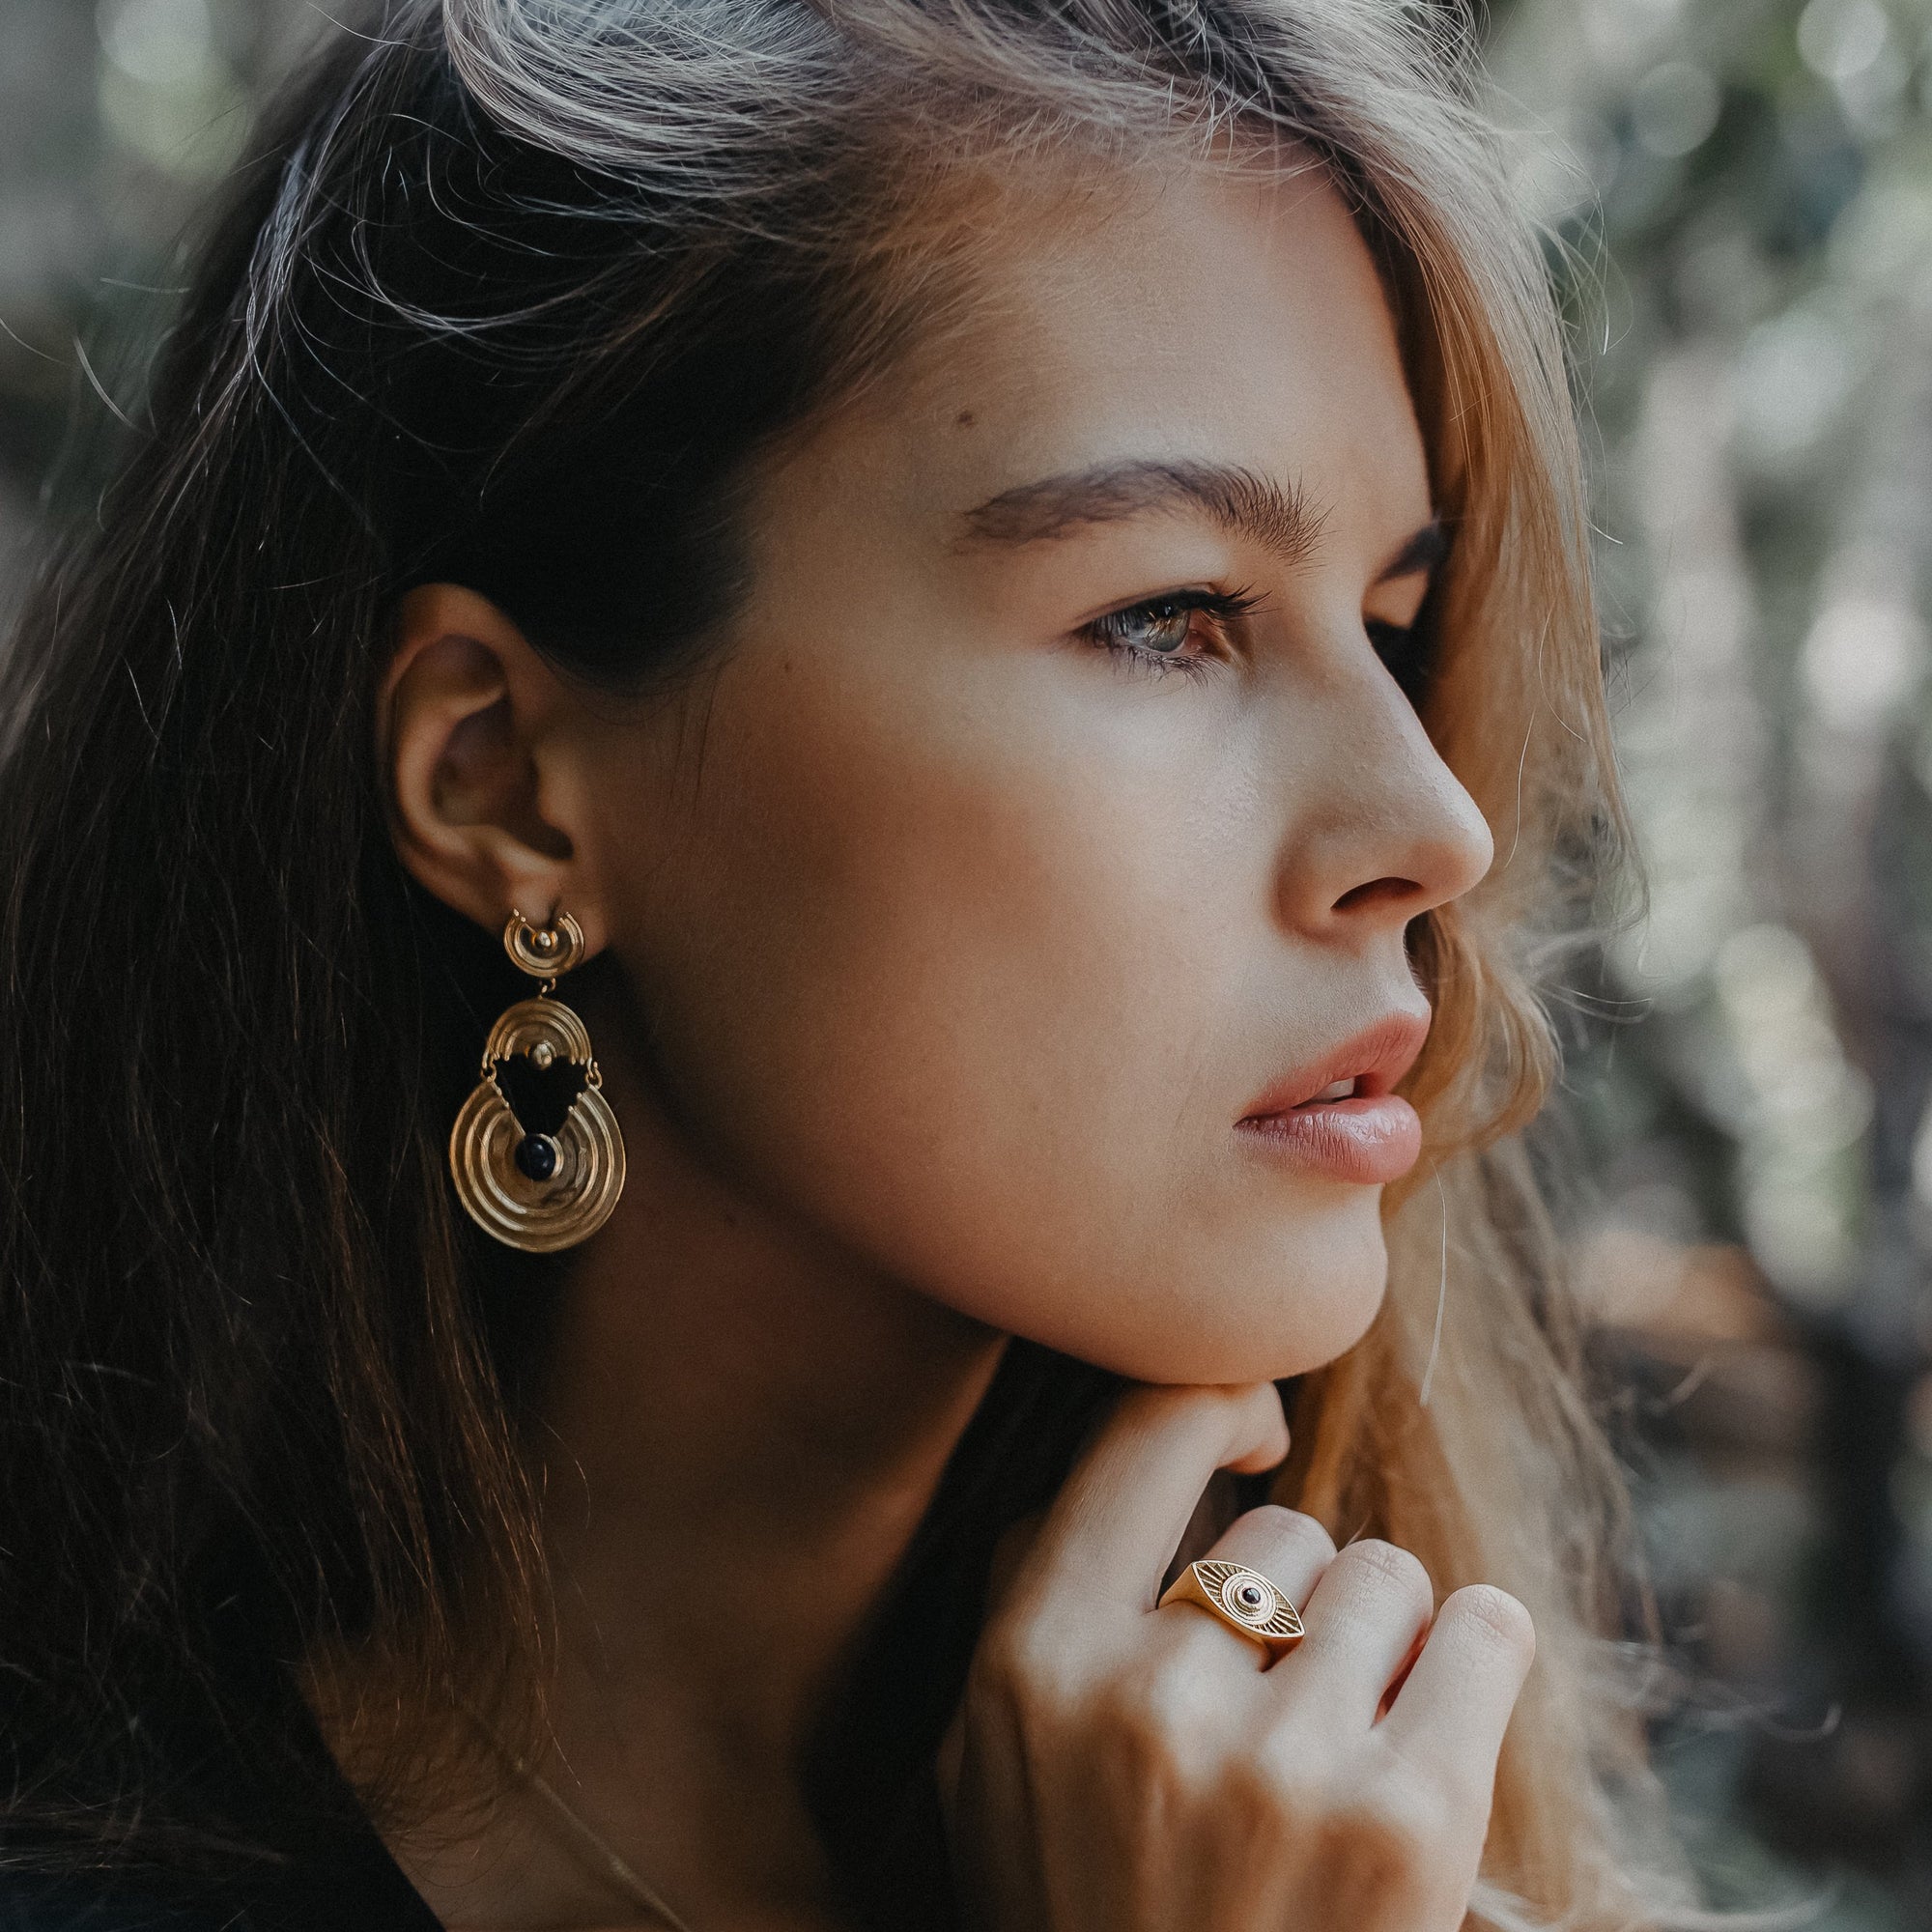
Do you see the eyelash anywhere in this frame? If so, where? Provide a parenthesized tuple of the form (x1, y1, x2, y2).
(1079, 593, 1434, 699)
(1079, 587, 1265, 681)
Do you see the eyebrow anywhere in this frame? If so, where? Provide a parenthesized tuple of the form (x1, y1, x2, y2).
(1378, 519, 1450, 582)
(955, 457, 1446, 583)
(958, 460, 1323, 565)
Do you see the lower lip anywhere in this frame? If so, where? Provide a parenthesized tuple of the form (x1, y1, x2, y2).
(1236, 1094, 1422, 1185)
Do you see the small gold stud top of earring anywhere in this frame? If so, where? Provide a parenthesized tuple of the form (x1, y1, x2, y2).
(504, 909, 586, 980)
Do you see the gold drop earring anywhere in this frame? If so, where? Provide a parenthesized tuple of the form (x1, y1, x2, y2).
(448, 910, 626, 1253)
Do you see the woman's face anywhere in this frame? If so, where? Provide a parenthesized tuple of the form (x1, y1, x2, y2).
(576, 161, 1492, 1383)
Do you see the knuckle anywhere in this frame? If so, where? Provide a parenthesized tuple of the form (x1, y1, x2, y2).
(1121, 1382, 1196, 1429)
(1237, 1378, 1291, 1435)
(1089, 1663, 1207, 1759)
(1441, 1583, 1536, 1664)
(971, 1613, 1087, 1716)
(1134, 1379, 1257, 1429)
(1336, 1538, 1433, 1610)
(1233, 1503, 1337, 1563)
(1067, 1670, 1231, 1804)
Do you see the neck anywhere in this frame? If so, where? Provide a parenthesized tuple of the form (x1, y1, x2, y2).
(384, 999, 1009, 1930)
(544, 1098, 1008, 1756)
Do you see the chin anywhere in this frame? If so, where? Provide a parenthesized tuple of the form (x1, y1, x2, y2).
(1056, 1194, 1395, 1388)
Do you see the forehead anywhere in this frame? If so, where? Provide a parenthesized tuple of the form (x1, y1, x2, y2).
(845, 156, 1430, 537)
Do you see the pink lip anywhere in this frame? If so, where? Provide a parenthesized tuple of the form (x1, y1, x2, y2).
(1236, 1010, 1431, 1186)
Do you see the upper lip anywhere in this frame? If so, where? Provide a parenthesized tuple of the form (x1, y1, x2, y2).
(1239, 1009, 1433, 1120)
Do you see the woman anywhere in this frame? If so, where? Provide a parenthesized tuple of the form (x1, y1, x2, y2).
(0, 0, 1671, 1925)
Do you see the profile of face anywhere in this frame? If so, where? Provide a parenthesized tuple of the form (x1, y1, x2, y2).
(390, 159, 1493, 1387)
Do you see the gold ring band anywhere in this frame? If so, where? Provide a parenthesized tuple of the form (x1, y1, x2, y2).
(1157, 1559, 1304, 1659)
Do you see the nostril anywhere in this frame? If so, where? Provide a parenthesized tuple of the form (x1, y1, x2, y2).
(1333, 875, 1420, 915)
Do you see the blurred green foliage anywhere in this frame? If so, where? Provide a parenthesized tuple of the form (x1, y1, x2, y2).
(1492, 0, 1932, 1918)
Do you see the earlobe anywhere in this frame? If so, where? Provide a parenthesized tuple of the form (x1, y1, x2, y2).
(381, 583, 606, 952)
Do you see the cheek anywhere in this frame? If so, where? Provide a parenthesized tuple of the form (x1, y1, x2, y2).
(615, 650, 1386, 1381)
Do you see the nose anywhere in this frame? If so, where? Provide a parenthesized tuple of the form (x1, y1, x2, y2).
(1270, 648, 1493, 941)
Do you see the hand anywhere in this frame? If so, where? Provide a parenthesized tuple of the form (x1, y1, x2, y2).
(942, 1383, 1534, 1931)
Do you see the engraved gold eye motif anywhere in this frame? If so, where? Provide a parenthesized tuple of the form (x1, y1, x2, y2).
(1224, 1574, 1278, 1624)
(1193, 1561, 1304, 1642)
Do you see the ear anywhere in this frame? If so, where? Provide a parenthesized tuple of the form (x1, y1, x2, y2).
(380, 583, 608, 954)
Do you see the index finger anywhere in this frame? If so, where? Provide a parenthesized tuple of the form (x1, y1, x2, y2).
(1017, 1381, 1289, 1612)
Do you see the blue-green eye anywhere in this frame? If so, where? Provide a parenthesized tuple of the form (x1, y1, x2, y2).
(1096, 597, 1197, 655)
(1081, 586, 1263, 677)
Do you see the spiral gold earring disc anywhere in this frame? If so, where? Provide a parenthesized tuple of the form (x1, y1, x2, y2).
(449, 992, 625, 1254)
(450, 1080, 625, 1254)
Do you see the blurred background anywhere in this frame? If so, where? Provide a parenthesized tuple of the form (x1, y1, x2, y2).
(3, 0, 1932, 1921)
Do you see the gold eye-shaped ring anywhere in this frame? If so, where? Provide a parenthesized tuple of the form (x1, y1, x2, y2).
(1156, 1560, 1304, 1659)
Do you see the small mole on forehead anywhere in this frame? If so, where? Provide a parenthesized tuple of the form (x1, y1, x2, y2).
(953, 409, 976, 428)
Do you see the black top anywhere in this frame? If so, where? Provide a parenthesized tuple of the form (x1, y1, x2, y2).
(0, 1825, 441, 1932)
(0, 1692, 442, 1932)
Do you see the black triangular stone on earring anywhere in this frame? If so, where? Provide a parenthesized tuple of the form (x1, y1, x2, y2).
(447, 912, 627, 1253)
(495, 1049, 587, 1134)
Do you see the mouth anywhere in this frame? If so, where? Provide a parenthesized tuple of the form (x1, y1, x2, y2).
(1305, 1074, 1364, 1104)
(1241, 1009, 1432, 1118)
(1236, 1010, 1431, 1186)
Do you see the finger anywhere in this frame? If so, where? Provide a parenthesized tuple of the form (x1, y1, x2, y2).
(1152, 1504, 1337, 1672)
(1020, 1383, 1290, 1612)
(1376, 1622, 1428, 1721)
(1204, 1503, 1336, 1604)
(1274, 1538, 1435, 1724)
(1379, 1584, 1535, 1791)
